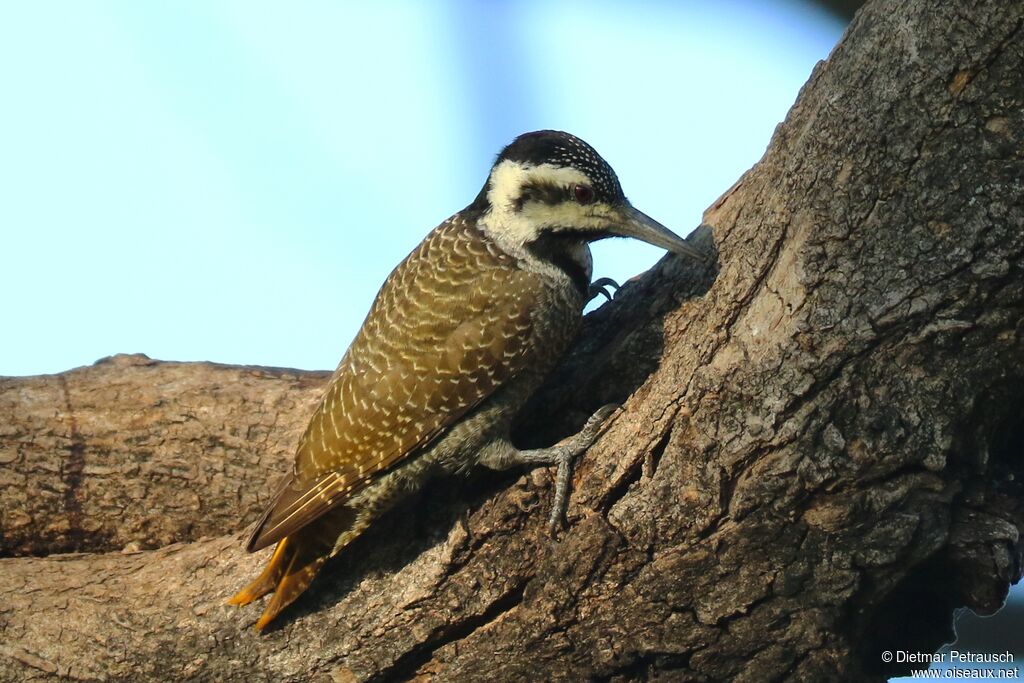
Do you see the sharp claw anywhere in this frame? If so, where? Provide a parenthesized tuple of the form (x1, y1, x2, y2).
(547, 511, 561, 537)
(587, 277, 621, 303)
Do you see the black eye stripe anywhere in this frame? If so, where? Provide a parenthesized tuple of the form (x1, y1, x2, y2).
(515, 181, 571, 209)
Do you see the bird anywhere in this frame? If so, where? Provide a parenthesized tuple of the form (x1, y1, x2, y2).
(228, 130, 708, 631)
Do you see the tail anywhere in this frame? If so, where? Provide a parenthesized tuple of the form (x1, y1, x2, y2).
(226, 536, 294, 608)
(227, 533, 328, 630)
(228, 505, 358, 631)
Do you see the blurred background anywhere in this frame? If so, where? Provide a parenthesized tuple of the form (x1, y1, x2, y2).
(0, 1, 1018, 675)
(1, 0, 843, 377)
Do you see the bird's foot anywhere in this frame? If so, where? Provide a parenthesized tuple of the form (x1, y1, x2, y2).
(587, 277, 620, 304)
(547, 403, 619, 535)
(476, 404, 619, 535)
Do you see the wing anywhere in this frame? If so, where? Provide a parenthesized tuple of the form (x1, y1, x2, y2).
(246, 220, 544, 551)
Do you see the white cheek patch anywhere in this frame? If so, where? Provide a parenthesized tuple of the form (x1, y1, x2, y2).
(480, 161, 597, 252)
(520, 201, 610, 232)
(485, 160, 531, 214)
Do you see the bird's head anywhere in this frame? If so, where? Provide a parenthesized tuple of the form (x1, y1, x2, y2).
(474, 130, 707, 264)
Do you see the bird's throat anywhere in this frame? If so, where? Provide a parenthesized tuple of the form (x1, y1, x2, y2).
(525, 233, 594, 297)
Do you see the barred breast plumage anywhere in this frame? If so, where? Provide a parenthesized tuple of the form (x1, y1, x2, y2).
(228, 130, 707, 631)
(249, 215, 582, 553)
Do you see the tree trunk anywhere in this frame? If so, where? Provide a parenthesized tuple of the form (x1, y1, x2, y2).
(2, 1, 1022, 680)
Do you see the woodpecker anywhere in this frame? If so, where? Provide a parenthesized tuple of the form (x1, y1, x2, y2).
(228, 130, 708, 630)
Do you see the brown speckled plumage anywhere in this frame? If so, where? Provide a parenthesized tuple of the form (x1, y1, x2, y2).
(228, 130, 705, 631)
(249, 216, 581, 553)
(229, 213, 585, 629)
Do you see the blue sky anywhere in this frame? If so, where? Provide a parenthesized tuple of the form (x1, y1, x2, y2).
(1, 0, 841, 376)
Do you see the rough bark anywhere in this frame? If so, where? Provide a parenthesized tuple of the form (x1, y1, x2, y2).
(0, 356, 328, 558)
(2, 0, 1022, 680)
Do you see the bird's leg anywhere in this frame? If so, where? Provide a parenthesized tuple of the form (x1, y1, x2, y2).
(478, 404, 618, 534)
(587, 277, 620, 304)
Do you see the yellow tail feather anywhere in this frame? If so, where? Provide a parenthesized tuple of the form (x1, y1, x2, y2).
(230, 504, 361, 630)
(227, 538, 293, 607)
(254, 546, 328, 631)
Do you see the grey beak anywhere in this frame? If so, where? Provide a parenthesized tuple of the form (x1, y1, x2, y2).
(613, 205, 709, 264)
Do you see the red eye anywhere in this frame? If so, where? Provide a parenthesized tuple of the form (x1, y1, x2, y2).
(573, 184, 595, 205)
